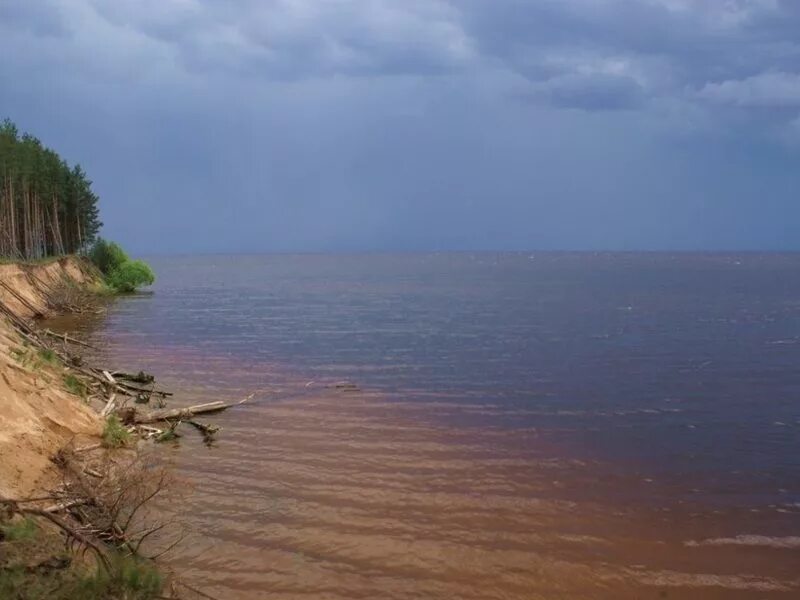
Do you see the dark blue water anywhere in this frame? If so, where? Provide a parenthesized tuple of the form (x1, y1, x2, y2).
(98, 252, 800, 505)
(95, 253, 800, 501)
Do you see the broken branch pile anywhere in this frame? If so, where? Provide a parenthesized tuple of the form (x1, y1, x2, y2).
(0, 293, 254, 445)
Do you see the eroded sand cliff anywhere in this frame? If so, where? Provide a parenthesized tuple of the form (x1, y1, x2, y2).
(0, 258, 102, 499)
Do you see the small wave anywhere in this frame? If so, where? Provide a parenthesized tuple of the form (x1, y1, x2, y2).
(630, 569, 793, 592)
(685, 535, 800, 549)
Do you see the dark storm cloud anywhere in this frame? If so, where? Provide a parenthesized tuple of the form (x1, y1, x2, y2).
(0, 0, 798, 252)
(87, 0, 474, 78)
(7, 1, 798, 114)
(461, 0, 800, 112)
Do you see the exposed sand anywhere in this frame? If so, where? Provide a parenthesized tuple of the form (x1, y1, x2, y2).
(0, 258, 102, 499)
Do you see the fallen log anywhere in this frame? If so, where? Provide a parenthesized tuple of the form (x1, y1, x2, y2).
(73, 443, 102, 454)
(73, 366, 172, 398)
(111, 370, 155, 384)
(43, 498, 89, 514)
(100, 394, 117, 418)
(41, 328, 98, 350)
(187, 419, 220, 443)
(111, 378, 172, 398)
(133, 394, 254, 424)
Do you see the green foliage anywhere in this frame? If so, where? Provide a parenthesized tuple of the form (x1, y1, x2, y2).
(89, 238, 129, 276)
(102, 415, 131, 448)
(0, 518, 38, 542)
(63, 373, 87, 397)
(107, 259, 156, 293)
(88, 238, 156, 294)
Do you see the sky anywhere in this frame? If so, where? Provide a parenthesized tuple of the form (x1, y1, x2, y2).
(1, 0, 799, 253)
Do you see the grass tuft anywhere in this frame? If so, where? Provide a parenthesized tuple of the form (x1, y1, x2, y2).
(69, 555, 163, 600)
(0, 517, 38, 542)
(37, 348, 58, 366)
(9, 346, 27, 364)
(63, 373, 87, 398)
(102, 415, 131, 448)
(87, 281, 116, 297)
(0, 549, 163, 600)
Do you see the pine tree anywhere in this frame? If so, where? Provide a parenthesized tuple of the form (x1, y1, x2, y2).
(0, 119, 102, 259)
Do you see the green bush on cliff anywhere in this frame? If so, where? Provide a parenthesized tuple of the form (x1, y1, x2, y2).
(88, 238, 155, 293)
(107, 260, 155, 293)
(89, 238, 129, 276)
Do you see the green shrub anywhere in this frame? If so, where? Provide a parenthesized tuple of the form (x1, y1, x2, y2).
(87, 238, 156, 294)
(102, 416, 131, 448)
(107, 260, 155, 293)
(88, 238, 129, 276)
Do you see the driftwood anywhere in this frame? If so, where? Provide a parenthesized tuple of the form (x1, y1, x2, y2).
(74, 443, 102, 454)
(100, 394, 117, 418)
(187, 420, 220, 444)
(71, 366, 171, 399)
(111, 370, 155, 384)
(3, 291, 252, 449)
(107, 374, 171, 398)
(43, 498, 89, 514)
(40, 328, 98, 350)
(133, 394, 254, 424)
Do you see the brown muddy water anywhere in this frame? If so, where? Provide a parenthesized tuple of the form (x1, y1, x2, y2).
(50, 253, 800, 598)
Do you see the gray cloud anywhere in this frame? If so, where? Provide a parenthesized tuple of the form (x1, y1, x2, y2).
(0, 0, 798, 253)
(529, 73, 646, 111)
(460, 0, 800, 115)
(87, 0, 474, 78)
(6, 1, 798, 117)
(698, 72, 800, 108)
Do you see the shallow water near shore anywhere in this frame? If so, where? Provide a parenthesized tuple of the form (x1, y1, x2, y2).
(52, 253, 800, 598)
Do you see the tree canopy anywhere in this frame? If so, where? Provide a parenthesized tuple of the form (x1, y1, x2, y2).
(0, 118, 101, 259)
